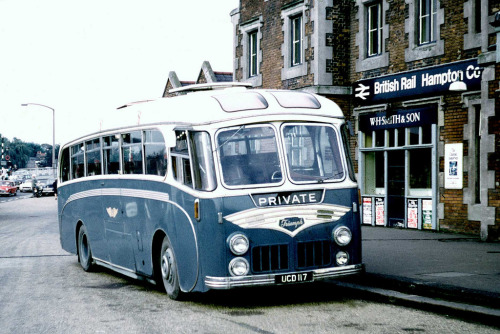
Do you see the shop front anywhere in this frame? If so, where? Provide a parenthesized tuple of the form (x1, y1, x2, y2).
(353, 59, 483, 231)
(358, 106, 437, 229)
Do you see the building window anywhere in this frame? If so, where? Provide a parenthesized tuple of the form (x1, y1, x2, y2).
(291, 15, 303, 66)
(281, 3, 307, 80)
(474, 0, 481, 33)
(367, 3, 383, 57)
(474, 105, 481, 203)
(418, 0, 437, 45)
(355, 0, 389, 72)
(249, 30, 258, 77)
(238, 17, 262, 86)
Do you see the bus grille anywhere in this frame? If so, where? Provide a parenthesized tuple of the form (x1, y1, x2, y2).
(296, 240, 332, 269)
(252, 244, 289, 273)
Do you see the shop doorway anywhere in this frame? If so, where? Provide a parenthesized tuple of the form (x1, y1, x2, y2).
(387, 150, 405, 227)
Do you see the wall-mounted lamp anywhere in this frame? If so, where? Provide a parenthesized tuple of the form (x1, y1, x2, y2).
(449, 81, 467, 92)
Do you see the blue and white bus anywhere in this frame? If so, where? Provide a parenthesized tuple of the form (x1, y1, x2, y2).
(58, 83, 364, 299)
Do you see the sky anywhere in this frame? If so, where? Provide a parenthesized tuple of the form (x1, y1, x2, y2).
(0, 0, 239, 145)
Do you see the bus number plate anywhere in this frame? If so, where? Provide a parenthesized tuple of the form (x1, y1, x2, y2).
(275, 272, 313, 284)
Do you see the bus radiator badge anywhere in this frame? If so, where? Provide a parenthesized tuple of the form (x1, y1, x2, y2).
(106, 207, 119, 218)
(279, 217, 304, 233)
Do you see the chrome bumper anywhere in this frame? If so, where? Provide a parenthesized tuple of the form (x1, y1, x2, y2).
(205, 263, 364, 290)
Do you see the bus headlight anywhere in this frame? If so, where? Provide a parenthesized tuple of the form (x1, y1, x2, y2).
(333, 226, 352, 246)
(336, 251, 349, 266)
(228, 233, 249, 255)
(229, 257, 250, 276)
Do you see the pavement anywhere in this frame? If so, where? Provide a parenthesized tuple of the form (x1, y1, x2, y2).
(333, 226, 500, 327)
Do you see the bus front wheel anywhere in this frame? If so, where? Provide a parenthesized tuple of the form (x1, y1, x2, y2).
(159, 236, 183, 300)
(78, 225, 95, 272)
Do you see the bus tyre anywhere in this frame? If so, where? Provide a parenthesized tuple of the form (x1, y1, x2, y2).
(159, 236, 182, 300)
(78, 225, 95, 272)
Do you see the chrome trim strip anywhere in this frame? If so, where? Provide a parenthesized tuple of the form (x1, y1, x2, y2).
(95, 258, 156, 285)
(224, 204, 351, 237)
(204, 264, 364, 290)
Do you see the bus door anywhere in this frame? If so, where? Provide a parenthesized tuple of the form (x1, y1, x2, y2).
(101, 190, 137, 271)
(167, 130, 202, 292)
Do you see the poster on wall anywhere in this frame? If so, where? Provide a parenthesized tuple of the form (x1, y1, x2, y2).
(444, 143, 463, 189)
(407, 199, 418, 229)
(422, 200, 433, 230)
(362, 197, 372, 225)
(375, 197, 385, 226)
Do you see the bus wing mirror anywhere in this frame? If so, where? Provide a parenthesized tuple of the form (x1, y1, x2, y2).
(164, 130, 177, 148)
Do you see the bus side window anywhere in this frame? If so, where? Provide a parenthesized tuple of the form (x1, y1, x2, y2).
(60, 147, 70, 182)
(189, 131, 216, 191)
(144, 130, 167, 176)
(103, 135, 120, 175)
(170, 130, 192, 187)
(71, 144, 84, 179)
(122, 131, 143, 174)
(86, 138, 102, 176)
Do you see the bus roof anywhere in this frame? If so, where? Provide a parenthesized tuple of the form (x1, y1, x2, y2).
(112, 87, 345, 129)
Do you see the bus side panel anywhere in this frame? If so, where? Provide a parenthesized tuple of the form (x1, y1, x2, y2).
(191, 197, 226, 292)
(58, 182, 106, 260)
(323, 187, 362, 264)
(166, 186, 199, 293)
(59, 186, 77, 254)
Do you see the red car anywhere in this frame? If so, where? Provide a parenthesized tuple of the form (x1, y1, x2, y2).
(0, 180, 17, 196)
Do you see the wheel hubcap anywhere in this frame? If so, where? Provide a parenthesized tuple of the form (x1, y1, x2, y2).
(161, 248, 173, 281)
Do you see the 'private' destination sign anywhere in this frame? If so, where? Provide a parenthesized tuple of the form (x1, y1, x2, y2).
(353, 59, 482, 105)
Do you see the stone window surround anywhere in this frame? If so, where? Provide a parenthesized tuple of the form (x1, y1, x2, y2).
(463, 0, 495, 52)
(239, 17, 263, 87)
(404, 0, 444, 62)
(355, 0, 389, 72)
(281, 2, 308, 80)
(461, 68, 496, 240)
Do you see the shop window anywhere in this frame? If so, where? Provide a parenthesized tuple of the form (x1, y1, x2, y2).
(375, 129, 385, 147)
(409, 127, 419, 145)
(409, 148, 432, 195)
(363, 151, 385, 195)
(364, 131, 373, 148)
(397, 128, 405, 146)
(388, 129, 395, 147)
(422, 125, 432, 144)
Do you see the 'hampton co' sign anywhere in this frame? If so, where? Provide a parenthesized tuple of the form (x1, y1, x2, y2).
(353, 59, 482, 105)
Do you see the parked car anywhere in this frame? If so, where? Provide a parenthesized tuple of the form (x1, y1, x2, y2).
(0, 180, 17, 196)
(19, 179, 34, 192)
(42, 179, 56, 196)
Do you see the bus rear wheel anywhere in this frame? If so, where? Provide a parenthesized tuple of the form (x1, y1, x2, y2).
(159, 236, 183, 300)
(78, 225, 95, 272)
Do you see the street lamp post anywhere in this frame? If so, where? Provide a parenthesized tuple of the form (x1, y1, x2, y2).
(21, 103, 56, 177)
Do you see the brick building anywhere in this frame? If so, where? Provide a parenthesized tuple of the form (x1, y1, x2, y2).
(231, 0, 499, 240)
